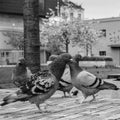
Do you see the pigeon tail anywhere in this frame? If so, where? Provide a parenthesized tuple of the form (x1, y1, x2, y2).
(98, 81, 119, 90)
(0, 102, 9, 106)
(0, 91, 32, 106)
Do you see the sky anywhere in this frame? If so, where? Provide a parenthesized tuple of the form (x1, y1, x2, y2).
(70, 0, 120, 19)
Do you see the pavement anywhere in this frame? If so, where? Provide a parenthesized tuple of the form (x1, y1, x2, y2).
(0, 79, 120, 120)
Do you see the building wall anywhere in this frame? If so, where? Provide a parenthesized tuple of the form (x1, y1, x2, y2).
(1, 12, 120, 66)
(68, 17, 120, 66)
(110, 48, 120, 65)
(60, 6, 84, 21)
(0, 14, 48, 65)
(0, 0, 64, 17)
(69, 43, 86, 56)
(60, 2, 84, 21)
(0, 14, 22, 64)
(91, 17, 120, 66)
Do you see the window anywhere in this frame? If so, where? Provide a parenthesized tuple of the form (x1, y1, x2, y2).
(1, 52, 5, 57)
(1, 51, 9, 57)
(70, 12, 73, 19)
(19, 51, 24, 57)
(61, 12, 67, 19)
(6, 52, 9, 57)
(99, 51, 106, 56)
(99, 29, 106, 37)
(78, 13, 81, 19)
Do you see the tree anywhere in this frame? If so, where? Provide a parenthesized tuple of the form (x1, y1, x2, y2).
(2, 1, 98, 57)
(2, 31, 24, 50)
(40, 21, 65, 54)
(23, 0, 40, 73)
(68, 19, 98, 56)
(3, 18, 98, 57)
(41, 18, 99, 56)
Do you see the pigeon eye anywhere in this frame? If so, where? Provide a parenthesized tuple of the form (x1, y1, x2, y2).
(18, 63, 22, 65)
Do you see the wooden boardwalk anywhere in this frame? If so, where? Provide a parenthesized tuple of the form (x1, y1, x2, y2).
(1, 79, 120, 120)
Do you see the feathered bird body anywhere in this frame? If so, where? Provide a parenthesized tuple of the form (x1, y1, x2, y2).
(1, 73, 58, 109)
(49, 57, 70, 80)
(70, 68, 100, 98)
(12, 59, 32, 87)
(48, 54, 74, 97)
(0, 53, 72, 111)
(28, 74, 59, 108)
(74, 71, 102, 88)
(57, 54, 82, 97)
(28, 53, 71, 107)
(68, 60, 119, 102)
(58, 78, 73, 96)
(61, 66, 71, 83)
(58, 65, 73, 97)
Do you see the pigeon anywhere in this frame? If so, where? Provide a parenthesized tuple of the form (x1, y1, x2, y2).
(0, 53, 72, 112)
(67, 55, 119, 103)
(58, 78, 73, 97)
(11, 58, 32, 89)
(48, 54, 78, 97)
(57, 54, 81, 97)
(73, 54, 82, 65)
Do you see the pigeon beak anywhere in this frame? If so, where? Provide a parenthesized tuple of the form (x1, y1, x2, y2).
(17, 60, 21, 66)
(47, 61, 53, 65)
(70, 58, 74, 62)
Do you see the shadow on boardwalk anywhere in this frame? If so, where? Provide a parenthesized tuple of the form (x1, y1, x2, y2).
(0, 79, 120, 120)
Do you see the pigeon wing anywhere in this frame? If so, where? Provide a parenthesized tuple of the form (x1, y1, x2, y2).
(31, 75, 56, 95)
(77, 71, 103, 88)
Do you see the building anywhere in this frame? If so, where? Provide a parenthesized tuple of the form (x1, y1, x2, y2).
(0, 0, 64, 65)
(0, 0, 65, 17)
(60, 0, 84, 21)
(0, 13, 52, 65)
(69, 17, 120, 66)
(0, 0, 85, 65)
(48, 0, 84, 25)
(1, 1, 120, 66)
(91, 17, 120, 66)
(0, 14, 23, 65)
(0, 14, 51, 65)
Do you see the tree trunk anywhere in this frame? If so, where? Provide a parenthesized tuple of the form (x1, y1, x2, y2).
(23, 0, 40, 73)
(66, 42, 68, 53)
